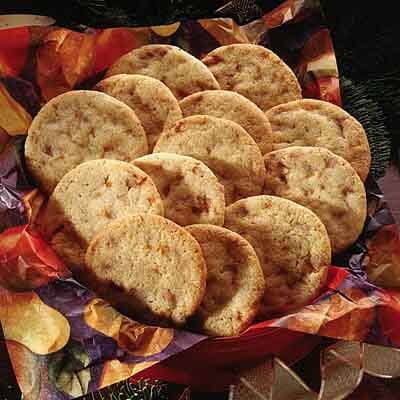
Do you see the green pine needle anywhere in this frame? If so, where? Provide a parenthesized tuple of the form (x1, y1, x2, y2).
(116, 380, 168, 400)
(364, 73, 400, 138)
(70, 0, 222, 27)
(341, 76, 392, 179)
(84, 379, 169, 400)
(338, 34, 399, 78)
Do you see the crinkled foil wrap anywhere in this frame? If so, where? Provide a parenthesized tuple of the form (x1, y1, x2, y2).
(1, 1, 400, 398)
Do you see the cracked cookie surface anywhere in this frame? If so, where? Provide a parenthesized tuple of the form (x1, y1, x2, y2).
(85, 214, 207, 325)
(25, 90, 148, 194)
(180, 90, 273, 154)
(39, 159, 163, 273)
(133, 153, 225, 226)
(106, 44, 220, 100)
(263, 146, 367, 254)
(202, 44, 301, 112)
(95, 74, 182, 151)
(266, 99, 371, 181)
(225, 195, 330, 318)
(186, 224, 265, 336)
(154, 115, 265, 205)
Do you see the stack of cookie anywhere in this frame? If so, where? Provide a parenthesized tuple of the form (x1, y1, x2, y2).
(25, 44, 370, 337)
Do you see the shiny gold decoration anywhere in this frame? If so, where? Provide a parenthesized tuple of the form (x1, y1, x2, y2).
(230, 341, 400, 400)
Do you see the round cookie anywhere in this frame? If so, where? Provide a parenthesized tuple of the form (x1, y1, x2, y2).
(153, 115, 265, 205)
(85, 214, 207, 325)
(179, 90, 273, 154)
(106, 45, 220, 100)
(266, 99, 371, 181)
(263, 146, 367, 254)
(39, 159, 163, 273)
(202, 44, 302, 112)
(95, 74, 183, 151)
(25, 90, 148, 194)
(186, 224, 265, 336)
(224, 195, 331, 318)
(133, 153, 225, 226)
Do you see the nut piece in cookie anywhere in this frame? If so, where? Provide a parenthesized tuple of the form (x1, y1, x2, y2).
(95, 74, 182, 151)
(85, 214, 207, 326)
(266, 99, 371, 181)
(154, 115, 265, 205)
(225, 195, 331, 318)
(25, 90, 148, 194)
(39, 159, 163, 275)
(202, 44, 301, 112)
(263, 146, 367, 254)
(180, 90, 273, 154)
(186, 224, 265, 336)
(133, 153, 225, 226)
(106, 44, 220, 100)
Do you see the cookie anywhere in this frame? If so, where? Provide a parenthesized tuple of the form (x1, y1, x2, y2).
(85, 214, 207, 325)
(153, 115, 265, 205)
(95, 74, 182, 151)
(106, 45, 220, 100)
(133, 153, 225, 226)
(225, 195, 331, 317)
(186, 224, 265, 336)
(263, 146, 367, 254)
(266, 99, 371, 181)
(202, 44, 302, 112)
(179, 90, 273, 154)
(25, 90, 148, 194)
(40, 159, 163, 273)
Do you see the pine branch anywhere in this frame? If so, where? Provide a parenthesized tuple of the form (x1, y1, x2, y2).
(67, 0, 226, 27)
(82, 379, 170, 400)
(341, 76, 392, 179)
(216, 0, 263, 24)
(364, 73, 400, 126)
(322, 2, 400, 78)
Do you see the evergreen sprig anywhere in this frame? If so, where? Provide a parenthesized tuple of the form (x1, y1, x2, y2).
(322, 0, 399, 171)
(84, 380, 170, 400)
(110, 380, 168, 400)
(341, 76, 391, 179)
(68, 0, 225, 27)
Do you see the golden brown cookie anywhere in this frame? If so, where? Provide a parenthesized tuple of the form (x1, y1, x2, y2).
(106, 45, 220, 100)
(25, 90, 148, 194)
(263, 146, 367, 254)
(266, 99, 371, 181)
(186, 224, 265, 336)
(153, 115, 265, 205)
(95, 74, 182, 151)
(133, 153, 225, 226)
(39, 159, 163, 274)
(179, 90, 273, 154)
(225, 195, 331, 318)
(85, 214, 207, 325)
(202, 44, 302, 112)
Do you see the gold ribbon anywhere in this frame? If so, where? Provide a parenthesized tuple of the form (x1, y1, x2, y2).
(0, 15, 55, 30)
(230, 341, 400, 400)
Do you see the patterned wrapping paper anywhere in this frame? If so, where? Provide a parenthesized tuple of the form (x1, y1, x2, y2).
(1, 1, 400, 397)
